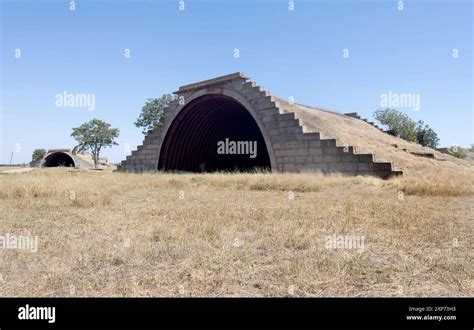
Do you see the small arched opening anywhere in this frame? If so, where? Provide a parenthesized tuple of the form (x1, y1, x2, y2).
(43, 152, 76, 167)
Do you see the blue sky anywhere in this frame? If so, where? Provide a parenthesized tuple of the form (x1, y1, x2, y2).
(1, 0, 472, 164)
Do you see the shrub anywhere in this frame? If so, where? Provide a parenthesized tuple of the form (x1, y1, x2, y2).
(374, 108, 417, 142)
(374, 108, 439, 148)
(416, 121, 439, 148)
(451, 147, 467, 159)
(31, 149, 46, 162)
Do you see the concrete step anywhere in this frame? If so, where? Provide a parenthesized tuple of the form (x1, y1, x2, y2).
(242, 81, 256, 90)
(344, 112, 383, 132)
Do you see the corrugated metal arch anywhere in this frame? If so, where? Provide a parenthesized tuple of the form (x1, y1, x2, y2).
(158, 94, 272, 172)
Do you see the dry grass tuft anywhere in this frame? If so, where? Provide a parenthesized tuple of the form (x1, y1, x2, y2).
(386, 168, 473, 197)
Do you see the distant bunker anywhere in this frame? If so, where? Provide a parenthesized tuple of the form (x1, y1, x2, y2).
(42, 150, 76, 168)
(118, 72, 449, 178)
(39, 149, 110, 170)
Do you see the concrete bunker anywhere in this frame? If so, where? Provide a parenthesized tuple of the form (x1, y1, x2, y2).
(43, 151, 75, 167)
(121, 72, 405, 178)
(159, 94, 271, 172)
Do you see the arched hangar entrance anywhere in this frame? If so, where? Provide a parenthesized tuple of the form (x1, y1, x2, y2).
(43, 152, 75, 167)
(158, 94, 271, 172)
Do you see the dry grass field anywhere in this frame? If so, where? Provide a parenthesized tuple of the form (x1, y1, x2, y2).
(0, 167, 472, 297)
(0, 166, 22, 172)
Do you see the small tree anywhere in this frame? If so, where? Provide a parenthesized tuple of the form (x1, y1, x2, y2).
(134, 94, 175, 135)
(71, 119, 119, 168)
(374, 108, 418, 142)
(451, 146, 467, 159)
(32, 149, 46, 162)
(416, 121, 439, 148)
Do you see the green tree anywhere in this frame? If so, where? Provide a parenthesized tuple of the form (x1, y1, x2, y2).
(451, 146, 467, 159)
(31, 148, 46, 162)
(71, 119, 119, 168)
(374, 108, 441, 149)
(134, 94, 175, 135)
(416, 121, 439, 148)
(374, 108, 418, 142)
